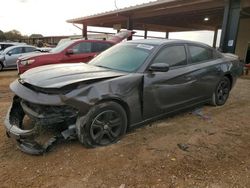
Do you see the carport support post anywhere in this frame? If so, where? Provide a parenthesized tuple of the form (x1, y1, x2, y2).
(144, 29, 148, 39)
(126, 17, 133, 40)
(165, 32, 169, 39)
(220, 0, 240, 53)
(82, 24, 88, 40)
(213, 28, 218, 48)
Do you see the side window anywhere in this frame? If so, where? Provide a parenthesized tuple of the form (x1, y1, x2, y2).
(92, 42, 113, 52)
(188, 45, 213, 63)
(8, 47, 23, 55)
(72, 42, 91, 54)
(153, 45, 187, 67)
(24, 47, 36, 53)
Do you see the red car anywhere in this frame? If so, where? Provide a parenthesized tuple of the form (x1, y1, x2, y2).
(17, 31, 133, 74)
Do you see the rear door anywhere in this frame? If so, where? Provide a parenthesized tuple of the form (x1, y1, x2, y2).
(186, 44, 223, 100)
(143, 44, 198, 119)
(61, 41, 96, 63)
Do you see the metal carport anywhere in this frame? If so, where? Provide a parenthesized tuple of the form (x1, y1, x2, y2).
(67, 0, 250, 58)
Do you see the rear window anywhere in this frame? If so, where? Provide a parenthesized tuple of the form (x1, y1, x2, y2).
(72, 42, 92, 54)
(188, 45, 213, 64)
(92, 42, 113, 52)
(24, 47, 36, 53)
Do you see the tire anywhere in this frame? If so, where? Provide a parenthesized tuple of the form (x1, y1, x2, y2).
(76, 101, 127, 148)
(211, 76, 231, 106)
(0, 63, 3, 71)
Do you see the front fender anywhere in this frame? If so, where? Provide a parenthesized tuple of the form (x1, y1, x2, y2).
(63, 74, 144, 125)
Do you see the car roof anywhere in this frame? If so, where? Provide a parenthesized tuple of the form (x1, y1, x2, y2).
(127, 39, 212, 48)
(72, 38, 114, 43)
(4, 45, 37, 51)
(0, 42, 26, 45)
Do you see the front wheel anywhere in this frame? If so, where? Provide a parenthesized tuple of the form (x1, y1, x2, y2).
(211, 77, 231, 106)
(76, 101, 127, 148)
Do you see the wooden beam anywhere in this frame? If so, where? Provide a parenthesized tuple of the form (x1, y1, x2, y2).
(144, 28, 148, 39)
(139, 19, 215, 31)
(82, 24, 87, 39)
(131, 0, 225, 19)
(242, 0, 250, 8)
(213, 28, 218, 48)
(136, 23, 195, 32)
(127, 17, 133, 40)
(165, 32, 169, 39)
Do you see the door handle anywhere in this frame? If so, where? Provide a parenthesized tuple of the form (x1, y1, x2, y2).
(184, 76, 192, 81)
(185, 76, 197, 83)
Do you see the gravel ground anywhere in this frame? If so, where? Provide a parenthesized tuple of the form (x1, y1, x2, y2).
(0, 70, 250, 188)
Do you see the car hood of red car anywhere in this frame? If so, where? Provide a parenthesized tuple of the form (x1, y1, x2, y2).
(19, 52, 55, 61)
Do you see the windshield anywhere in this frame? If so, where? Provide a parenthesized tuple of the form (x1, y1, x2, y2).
(50, 40, 75, 53)
(89, 43, 155, 72)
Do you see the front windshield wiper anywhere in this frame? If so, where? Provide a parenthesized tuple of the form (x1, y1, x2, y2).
(95, 65, 110, 69)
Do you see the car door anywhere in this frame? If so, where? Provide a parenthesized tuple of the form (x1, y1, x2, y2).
(143, 44, 198, 119)
(186, 44, 223, 100)
(61, 42, 96, 63)
(4, 46, 23, 67)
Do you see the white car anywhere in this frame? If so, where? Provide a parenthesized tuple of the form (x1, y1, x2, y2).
(0, 45, 39, 71)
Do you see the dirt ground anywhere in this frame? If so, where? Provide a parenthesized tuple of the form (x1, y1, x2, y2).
(0, 70, 250, 188)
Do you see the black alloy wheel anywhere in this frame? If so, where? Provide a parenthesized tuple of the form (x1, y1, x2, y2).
(90, 110, 123, 145)
(76, 101, 127, 148)
(0, 63, 3, 71)
(212, 77, 231, 106)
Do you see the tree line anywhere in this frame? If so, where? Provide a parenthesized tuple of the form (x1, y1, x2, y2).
(0, 29, 28, 42)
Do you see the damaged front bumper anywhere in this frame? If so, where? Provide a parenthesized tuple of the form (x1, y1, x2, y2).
(4, 96, 78, 155)
(5, 97, 34, 139)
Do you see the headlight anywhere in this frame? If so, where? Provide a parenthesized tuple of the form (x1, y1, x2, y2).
(20, 59, 35, 65)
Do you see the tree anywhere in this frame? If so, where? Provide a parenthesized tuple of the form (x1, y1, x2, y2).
(0, 30, 6, 41)
(4, 30, 23, 41)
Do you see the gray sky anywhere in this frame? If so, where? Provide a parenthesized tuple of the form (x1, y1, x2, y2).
(1, 0, 154, 35)
(0, 0, 220, 46)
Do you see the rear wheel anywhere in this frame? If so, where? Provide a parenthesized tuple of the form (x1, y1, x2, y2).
(76, 101, 127, 148)
(211, 76, 231, 106)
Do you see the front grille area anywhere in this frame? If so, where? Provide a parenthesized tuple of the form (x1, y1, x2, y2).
(21, 100, 78, 126)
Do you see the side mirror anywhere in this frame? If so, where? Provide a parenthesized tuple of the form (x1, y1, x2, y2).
(65, 49, 74, 55)
(7, 51, 12, 56)
(149, 63, 170, 72)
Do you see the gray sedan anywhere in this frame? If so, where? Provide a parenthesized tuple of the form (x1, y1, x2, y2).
(4, 39, 243, 155)
(0, 45, 39, 71)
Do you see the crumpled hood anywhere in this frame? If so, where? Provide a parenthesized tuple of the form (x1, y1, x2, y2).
(20, 63, 126, 88)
